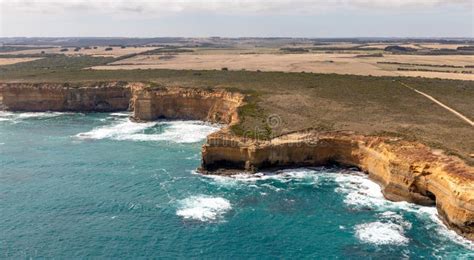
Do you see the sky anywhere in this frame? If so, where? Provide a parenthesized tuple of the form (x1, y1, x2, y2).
(0, 0, 473, 38)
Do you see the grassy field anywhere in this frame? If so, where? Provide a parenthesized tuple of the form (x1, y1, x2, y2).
(0, 55, 473, 164)
(2, 46, 157, 57)
(91, 52, 474, 80)
(0, 57, 43, 65)
(2, 40, 473, 81)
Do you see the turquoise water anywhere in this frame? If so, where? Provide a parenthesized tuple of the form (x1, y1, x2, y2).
(0, 112, 472, 258)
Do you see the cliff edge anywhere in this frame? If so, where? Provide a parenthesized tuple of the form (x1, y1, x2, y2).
(201, 130, 474, 240)
(0, 82, 473, 241)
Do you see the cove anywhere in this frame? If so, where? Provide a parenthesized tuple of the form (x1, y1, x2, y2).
(0, 112, 472, 258)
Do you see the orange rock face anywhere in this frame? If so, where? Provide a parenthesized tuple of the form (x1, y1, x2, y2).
(201, 130, 474, 240)
(130, 84, 243, 124)
(0, 82, 132, 112)
(1, 82, 472, 240)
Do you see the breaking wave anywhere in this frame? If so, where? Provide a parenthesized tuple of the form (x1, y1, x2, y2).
(75, 115, 220, 143)
(76, 118, 156, 140)
(109, 112, 130, 117)
(332, 172, 473, 250)
(199, 168, 474, 250)
(334, 172, 396, 210)
(355, 221, 409, 246)
(197, 168, 323, 187)
(355, 211, 412, 245)
(176, 195, 231, 222)
(0, 111, 74, 122)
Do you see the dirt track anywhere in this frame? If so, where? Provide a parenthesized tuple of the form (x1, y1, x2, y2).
(400, 82, 474, 127)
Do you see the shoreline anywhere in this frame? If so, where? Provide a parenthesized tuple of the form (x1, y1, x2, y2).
(0, 81, 473, 241)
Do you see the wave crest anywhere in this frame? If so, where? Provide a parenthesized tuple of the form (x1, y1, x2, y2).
(0, 111, 73, 122)
(176, 195, 231, 222)
(75, 115, 220, 143)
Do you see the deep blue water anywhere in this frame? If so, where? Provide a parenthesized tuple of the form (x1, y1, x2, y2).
(0, 112, 472, 258)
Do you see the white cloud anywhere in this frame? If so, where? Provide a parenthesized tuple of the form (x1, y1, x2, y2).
(1, 0, 471, 15)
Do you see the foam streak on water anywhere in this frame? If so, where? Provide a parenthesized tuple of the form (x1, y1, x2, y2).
(176, 195, 231, 222)
(202, 168, 474, 250)
(76, 118, 157, 140)
(1, 112, 473, 258)
(331, 171, 474, 250)
(75, 115, 220, 143)
(355, 222, 408, 245)
(0, 111, 75, 122)
(355, 211, 411, 245)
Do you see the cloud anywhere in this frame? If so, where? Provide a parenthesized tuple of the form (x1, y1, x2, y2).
(1, 0, 471, 15)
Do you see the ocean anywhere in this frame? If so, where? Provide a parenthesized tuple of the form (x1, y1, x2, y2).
(0, 112, 472, 258)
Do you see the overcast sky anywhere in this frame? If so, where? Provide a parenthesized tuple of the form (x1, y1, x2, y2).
(0, 0, 472, 37)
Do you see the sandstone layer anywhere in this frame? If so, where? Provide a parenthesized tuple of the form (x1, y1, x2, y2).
(201, 130, 474, 240)
(130, 84, 244, 124)
(0, 82, 473, 241)
(0, 82, 132, 112)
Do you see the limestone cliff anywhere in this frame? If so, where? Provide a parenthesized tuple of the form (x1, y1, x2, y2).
(0, 83, 243, 118)
(201, 130, 474, 241)
(0, 81, 472, 241)
(0, 82, 132, 112)
(130, 84, 244, 124)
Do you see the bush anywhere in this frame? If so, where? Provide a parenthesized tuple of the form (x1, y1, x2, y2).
(105, 47, 113, 51)
(457, 46, 474, 51)
(355, 53, 383, 58)
(280, 47, 309, 53)
(221, 67, 229, 71)
(384, 45, 416, 52)
(60, 48, 68, 52)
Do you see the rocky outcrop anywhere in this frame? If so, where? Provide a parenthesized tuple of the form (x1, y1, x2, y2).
(0, 81, 473, 241)
(0, 82, 244, 122)
(0, 82, 132, 112)
(201, 130, 474, 241)
(130, 85, 244, 124)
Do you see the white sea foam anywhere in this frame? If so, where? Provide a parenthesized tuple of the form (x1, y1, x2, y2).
(355, 211, 411, 245)
(416, 206, 474, 250)
(109, 112, 131, 117)
(76, 118, 156, 140)
(0, 111, 71, 122)
(16, 112, 71, 118)
(176, 195, 231, 222)
(355, 221, 409, 245)
(272, 169, 322, 182)
(0, 111, 14, 116)
(333, 172, 389, 209)
(204, 167, 413, 245)
(75, 117, 220, 143)
(199, 167, 474, 249)
(124, 120, 220, 143)
(331, 171, 474, 249)
(0, 111, 14, 121)
(201, 168, 322, 186)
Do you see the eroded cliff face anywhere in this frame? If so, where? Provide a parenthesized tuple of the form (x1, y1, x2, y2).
(0, 81, 472, 241)
(0, 83, 244, 119)
(0, 82, 132, 112)
(201, 130, 474, 241)
(130, 84, 244, 124)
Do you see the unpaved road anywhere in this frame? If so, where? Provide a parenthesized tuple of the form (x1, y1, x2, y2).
(399, 82, 474, 127)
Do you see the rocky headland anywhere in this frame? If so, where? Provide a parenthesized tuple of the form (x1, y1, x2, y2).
(0, 81, 472, 241)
